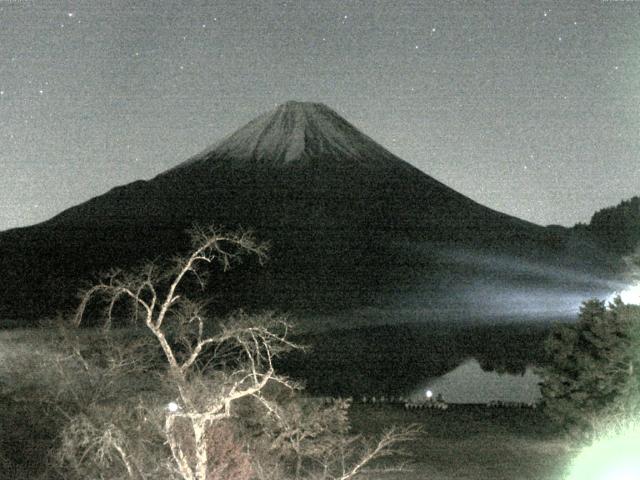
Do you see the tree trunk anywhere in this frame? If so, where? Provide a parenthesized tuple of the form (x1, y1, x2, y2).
(194, 418, 209, 480)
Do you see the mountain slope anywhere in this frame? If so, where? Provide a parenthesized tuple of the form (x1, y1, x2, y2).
(46, 101, 538, 242)
(0, 101, 618, 322)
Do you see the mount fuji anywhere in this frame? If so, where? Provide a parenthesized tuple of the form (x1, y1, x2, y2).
(0, 101, 617, 324)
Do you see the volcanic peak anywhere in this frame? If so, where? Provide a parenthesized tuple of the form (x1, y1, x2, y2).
(177, 101, 406, 170)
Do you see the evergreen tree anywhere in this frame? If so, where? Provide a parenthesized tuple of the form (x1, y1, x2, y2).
(540, 298, 640, 441)
(586, 196, 640, 254)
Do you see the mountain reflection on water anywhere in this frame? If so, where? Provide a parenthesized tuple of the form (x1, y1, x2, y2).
(410, 358, 542, 404)
(279, 322, 550, 397)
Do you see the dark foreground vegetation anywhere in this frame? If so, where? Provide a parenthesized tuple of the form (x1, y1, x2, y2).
(0, 384, 574, 480)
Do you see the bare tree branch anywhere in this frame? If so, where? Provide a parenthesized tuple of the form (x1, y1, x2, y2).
(71, 226, 300, 480)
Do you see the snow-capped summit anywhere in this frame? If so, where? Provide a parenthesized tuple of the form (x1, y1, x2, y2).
(178, 101, 406, 170)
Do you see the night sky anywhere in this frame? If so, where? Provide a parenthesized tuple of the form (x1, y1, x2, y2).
(1, 0, 638, 231)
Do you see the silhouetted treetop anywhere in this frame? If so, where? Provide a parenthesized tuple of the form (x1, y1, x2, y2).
(583, 196, 640, 255)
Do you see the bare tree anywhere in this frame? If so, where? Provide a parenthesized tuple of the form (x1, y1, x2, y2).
(267, 397, 421, 480)
(66, 225, 421, 480)
(73, 226, 303, 480)
(325, 425, 421, 480)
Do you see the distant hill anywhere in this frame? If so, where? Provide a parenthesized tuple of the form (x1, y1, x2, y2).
(0, 101, 621, 324)
(573, 196, 640, 256)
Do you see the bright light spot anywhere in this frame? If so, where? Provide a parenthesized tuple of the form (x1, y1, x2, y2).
(566, 421, 640, 480)
(167, 401, 179, 412)
(425, 389, 433, 399)
(607, 282, 640, 305)
(602, 464, 640, 480)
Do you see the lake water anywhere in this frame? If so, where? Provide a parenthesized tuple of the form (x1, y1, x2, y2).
(2, 324, 548, 404)
(409, 358, 542, 404)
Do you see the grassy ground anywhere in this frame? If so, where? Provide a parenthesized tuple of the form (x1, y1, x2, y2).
(0, 395, 57, 479)
(349, 403, 574, 480)
(0, 398, 575, 480)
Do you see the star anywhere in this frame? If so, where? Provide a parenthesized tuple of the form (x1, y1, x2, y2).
(67, 12, 75, 18)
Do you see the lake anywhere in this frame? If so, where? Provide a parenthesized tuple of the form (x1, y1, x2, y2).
(409, 357, 542, 404)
